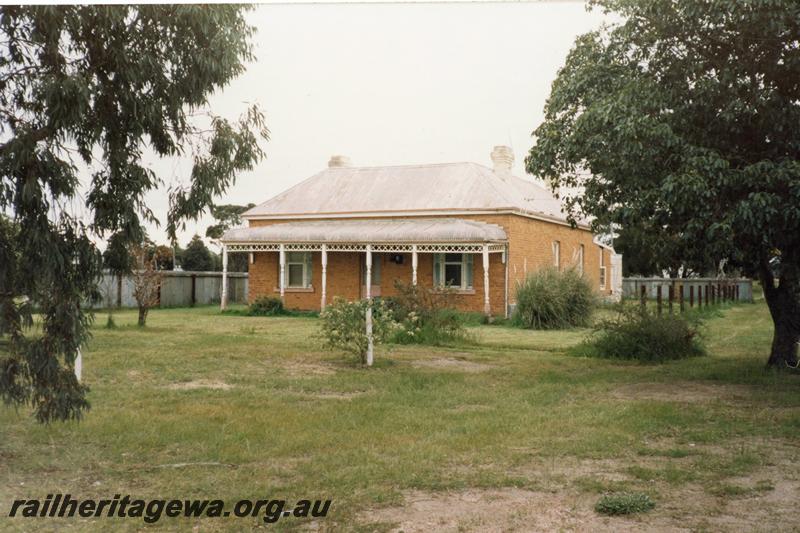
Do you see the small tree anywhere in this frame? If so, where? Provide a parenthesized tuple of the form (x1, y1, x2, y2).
(320, 298, 397, 364)
(206, 203, 254, 272)
(130, 245, 163, 327)
(181, 235, 214, 271)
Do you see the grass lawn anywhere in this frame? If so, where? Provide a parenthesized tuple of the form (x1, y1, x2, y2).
(2, 298, 799, 531)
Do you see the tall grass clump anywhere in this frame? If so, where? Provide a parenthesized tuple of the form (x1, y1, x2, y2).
(576, 306, 705, 362)
(512, 267, 595, 329)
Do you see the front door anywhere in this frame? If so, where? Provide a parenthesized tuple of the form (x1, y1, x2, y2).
(361, 253, 382, 298)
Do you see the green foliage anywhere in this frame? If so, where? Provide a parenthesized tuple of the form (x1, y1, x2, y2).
(577, 307, 705, 363)
(512, 268, 595, 329)
(386, 282, 473, 345)
(525, 0, 800, 366)
(595, 492, 655, 516)
(181, 235, 214, 272)
(205, 203, 255, 240)
(247, 297, 285, 317)
(0, 5, 267, 422)
(319, 298, 399, 364)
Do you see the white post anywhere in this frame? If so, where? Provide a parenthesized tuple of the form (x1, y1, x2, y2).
(365, 245, 374, 366)
(221, 244, 228, 311)
(74, 348, 82, 382)
(411, 245, 418, 286)
(482, 244, 491, 317)
(279, 244, 286, 302)
(321, 244, 328, 310)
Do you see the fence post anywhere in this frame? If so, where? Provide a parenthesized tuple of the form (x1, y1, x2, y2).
(735, 284, 740, 301)
(711, 284, 715, 305)
(191, 274, 197, 307)
(705, 284, 710, 306)
(698, 286, 703, 309)
(668, 285, 674, 314)
(717, 283, 722, 304)
(679, 284, 685, 313)
(657, 285, 662, 315)
(640, 285, 646, 310)
(689, 285, 694, 308)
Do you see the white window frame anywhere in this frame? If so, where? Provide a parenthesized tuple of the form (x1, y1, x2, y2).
(552, 241, 560, 269)
(599, 247, 606, 289)
(434, 253, 473, 290)
(285, 251, 312, 288)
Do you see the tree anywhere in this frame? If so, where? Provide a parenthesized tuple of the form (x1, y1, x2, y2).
(205, 203, 255, 241)
(103, 231, 133, 308)
(181, 235, 214, 272)
(130, 244, 163, 327)
(152, 245, 175, 271)
(526, 0, 800, 368)
(206, 203, 254, 272)
(0, 6, 268, 422)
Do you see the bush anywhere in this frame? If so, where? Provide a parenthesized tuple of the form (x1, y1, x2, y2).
(319, 297, 399, 364)
(512, 268, 595, 329)
(248, 296, 285, 316)
(387, 282, 472, 345)
(577, 306, 705, 362)
(595, 492, 655, 515)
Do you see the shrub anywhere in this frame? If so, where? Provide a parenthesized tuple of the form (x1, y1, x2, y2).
(319, 297, 399, 364)
(512, 267, 595, 329)
(577, 306, 705, 362)
(387, 282, 472, 345)
(595, 492, 655, 515)
(248, 296, 285, 316)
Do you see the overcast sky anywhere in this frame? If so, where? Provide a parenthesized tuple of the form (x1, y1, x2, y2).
(134, 1, 609, 249)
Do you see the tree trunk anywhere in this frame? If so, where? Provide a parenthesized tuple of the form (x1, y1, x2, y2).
(761, 270, 800, 369)
(138, 306, 148, 327)
(116, 274, 122, 308)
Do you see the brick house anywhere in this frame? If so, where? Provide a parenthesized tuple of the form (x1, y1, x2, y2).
(220, 146, 621, 317)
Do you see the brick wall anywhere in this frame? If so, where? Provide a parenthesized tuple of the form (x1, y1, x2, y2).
(244, 213, 612, 315)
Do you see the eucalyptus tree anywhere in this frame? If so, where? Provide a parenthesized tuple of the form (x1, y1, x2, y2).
(0, 5, 268, 422)
(527, 0, 800, 368)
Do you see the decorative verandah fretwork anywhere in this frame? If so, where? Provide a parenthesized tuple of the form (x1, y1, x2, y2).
(220, 241, 507, 320)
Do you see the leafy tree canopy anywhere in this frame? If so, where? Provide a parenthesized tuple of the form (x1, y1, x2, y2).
(181, 235, 214, 272)
(0, 5, 268, 422)
(527, 0, 800, 368)
(205, 203, 255, 241)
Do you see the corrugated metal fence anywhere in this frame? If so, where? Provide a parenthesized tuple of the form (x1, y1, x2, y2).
(96, 271, 248, 308)
(622, 277, 753, 303)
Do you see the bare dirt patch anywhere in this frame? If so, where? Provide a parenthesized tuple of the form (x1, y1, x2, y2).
(166, 379, 233, 391)
(611, 381, 753, 403)
(306, 390, 367, 400)
(411, 357, 493, 373)
(361, 488, 667, 532)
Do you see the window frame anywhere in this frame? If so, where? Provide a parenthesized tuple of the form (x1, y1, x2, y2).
(552, 240, 561, 269)
(434, 253, 474, 291)
(599, 247, 606, 289)
(284, 251, 312, 289)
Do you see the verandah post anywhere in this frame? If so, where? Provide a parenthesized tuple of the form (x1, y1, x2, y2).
(220, 244, 228, 310)
(482, 244, 491, 317)
(411, 244, 418, 286)
(365, 245, 374, 367)
(320, 244, 328, 310)
(279, 244, 286, 303)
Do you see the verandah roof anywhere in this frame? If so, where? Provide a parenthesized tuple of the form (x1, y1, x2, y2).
(221, 218, 508, 245)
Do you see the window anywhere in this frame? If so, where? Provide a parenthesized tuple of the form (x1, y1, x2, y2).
(362, 254, 382, 285)
(573, 244, 584, 274)
(433, 253, 474, 290)
(284, 252, 312, 288)
(599, 247, 606, 289)
(552, 241, 561, 269)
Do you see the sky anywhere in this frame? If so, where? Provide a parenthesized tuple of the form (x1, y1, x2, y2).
(133, 1, 610, 249)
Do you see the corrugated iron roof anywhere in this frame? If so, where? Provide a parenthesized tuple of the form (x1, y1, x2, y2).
(221, 218, 507, 244)
(242, 162, 570, 223)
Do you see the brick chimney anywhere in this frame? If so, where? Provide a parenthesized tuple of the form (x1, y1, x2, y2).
(328, 155, 351, 168)
(490, 145, 514, 175)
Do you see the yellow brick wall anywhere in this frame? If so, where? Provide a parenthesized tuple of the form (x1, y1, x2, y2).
(244, 213, 612, 315)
